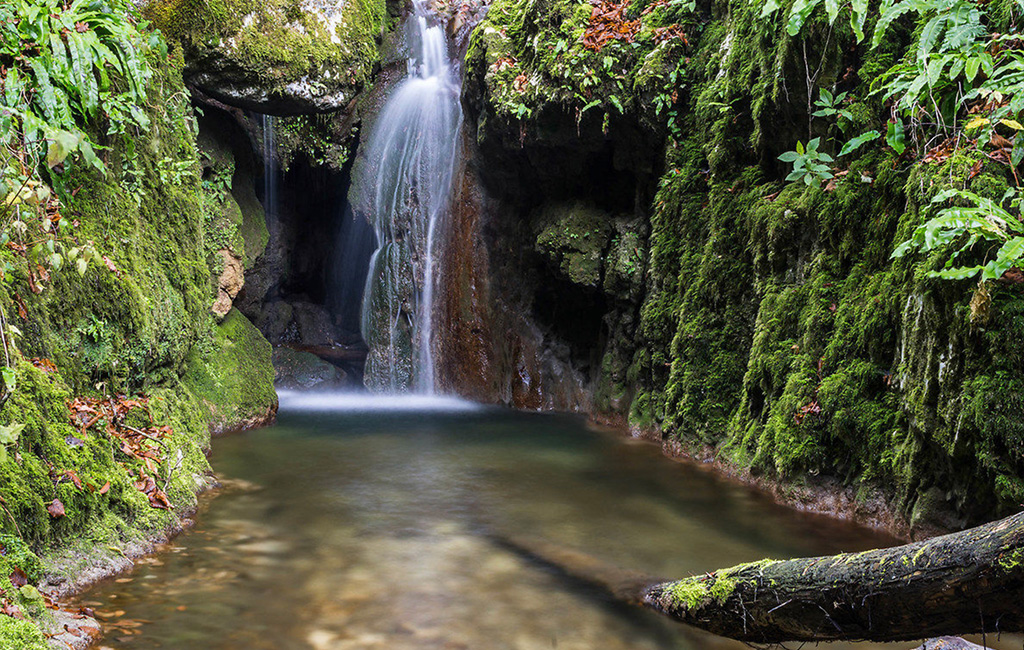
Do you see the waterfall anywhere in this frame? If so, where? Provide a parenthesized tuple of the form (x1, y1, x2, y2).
(262, 114, 277, 220)
(357, 1, 462, 394)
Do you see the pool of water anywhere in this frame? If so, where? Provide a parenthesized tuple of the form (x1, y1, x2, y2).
(80, 394, 916, 650)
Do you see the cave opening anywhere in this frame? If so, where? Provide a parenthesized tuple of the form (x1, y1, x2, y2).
(197, 105, 373, 388)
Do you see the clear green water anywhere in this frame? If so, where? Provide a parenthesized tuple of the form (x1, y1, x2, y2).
(80, 395, 915, 650)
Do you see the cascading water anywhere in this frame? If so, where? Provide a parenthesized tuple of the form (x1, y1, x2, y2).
(357, 2, 463, 394)
(261, 114, 277, 220)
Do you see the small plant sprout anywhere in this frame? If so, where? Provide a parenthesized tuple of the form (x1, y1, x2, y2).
(779, 138, 834, 188)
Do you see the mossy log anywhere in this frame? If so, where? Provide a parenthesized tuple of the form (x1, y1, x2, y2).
(495, 511, 1024, 642)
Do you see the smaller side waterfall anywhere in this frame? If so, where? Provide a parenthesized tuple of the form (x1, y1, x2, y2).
(261, 114, 278, 220)
(358, 2, 463, 394)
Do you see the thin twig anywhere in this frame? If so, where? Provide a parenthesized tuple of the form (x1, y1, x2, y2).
(122, 424, 168, 449)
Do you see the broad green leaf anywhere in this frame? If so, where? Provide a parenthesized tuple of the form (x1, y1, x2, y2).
(824, 0, 839, 23)
(886, 120, 906, 154)
(0, 423, 24, 446)
(46, 130, 82, 168)
(918, 14, 948, 63)
(965, 56, 981, 82)
(839, 131, 880, 157)
(850, 0, 868, 41)
(786, 0, 819, 36)
(1, 366, 16, 393)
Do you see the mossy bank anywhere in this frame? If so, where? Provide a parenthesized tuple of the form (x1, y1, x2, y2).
(0, 47, 276, 649)
(460, 0, 1024, 538)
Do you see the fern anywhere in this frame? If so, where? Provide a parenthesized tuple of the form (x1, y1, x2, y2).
(894, 190, 1024, 282)
(1, 0, 163, 184)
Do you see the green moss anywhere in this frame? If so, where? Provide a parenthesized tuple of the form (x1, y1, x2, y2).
(998, 548, 1024, 572)
(183, 308, 277, 432)
(0, 617, 48, 650)
(534, 202, 614, 287)
(0, 41, 275, 648)
(667, 578, 710, 609)
(472, 0, 1024, 528)
(148, 0, 389, 99)
(666, 570, 744, 611)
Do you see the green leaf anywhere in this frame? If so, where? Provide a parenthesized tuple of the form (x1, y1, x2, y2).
(46, 129, 82, 168)
(1, 366, 16, 393)
(839, 130, 881, 157)
(918, 14, 946, 63)
(886, 120, 906, 154)
(850, 0, 868, 41)
(778, 151, 800, 162)
(760, 0, 782, 18)
(0, 423, 24, 446)
(986, 236, 1024, 279)
(965, 56, 981, 82)
(786, 0, 820, 36)
(824, 0, 839, 24)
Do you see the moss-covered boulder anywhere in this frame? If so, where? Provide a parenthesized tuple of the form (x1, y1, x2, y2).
(534, 202, 613, 288)
(147, 0, 390, 114)
(184, 309, 279, 433)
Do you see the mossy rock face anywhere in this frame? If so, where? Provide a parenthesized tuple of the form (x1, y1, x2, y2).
(0, 46, 277, 647)
(147, 0, 390, 114)
(183, 309, 279, 434)
(534, 202, 614, 288)
(467, 0, 1024, 527)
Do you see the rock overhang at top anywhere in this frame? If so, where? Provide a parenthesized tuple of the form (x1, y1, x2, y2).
(145, 0, 393, 115)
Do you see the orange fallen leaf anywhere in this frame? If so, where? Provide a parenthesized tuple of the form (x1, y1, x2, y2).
(47, 499, 66, 518)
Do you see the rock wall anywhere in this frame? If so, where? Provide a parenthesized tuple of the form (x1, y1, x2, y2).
(452, 0, 1024, 535)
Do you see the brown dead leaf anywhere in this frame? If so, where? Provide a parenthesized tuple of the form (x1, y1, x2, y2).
(12, 294, 27, 321)
(991, 132, 1014, 150)
(28, 358, 57, 373)
(101, 256, 121, 277)
(968, 159, 984, 181)
(61, 470, 83, 489)
(98, 482, 110, 495)
(46, 499, 65, 518)
(9, 568, 28, 588)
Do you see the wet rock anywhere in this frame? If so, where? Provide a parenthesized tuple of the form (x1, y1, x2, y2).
(909, 487, 965, 539)
(257, 301, 295, 343)
(292, 301, 343, 345)
(273, 347, 348, 390)
(213, 249, 245, 318)
(533, 202, 614, 289)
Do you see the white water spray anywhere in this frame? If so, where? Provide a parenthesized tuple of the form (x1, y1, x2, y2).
(358, 2, 462, 394)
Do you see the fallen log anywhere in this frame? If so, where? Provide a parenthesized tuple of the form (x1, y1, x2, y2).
(493, 511, 1024, 643)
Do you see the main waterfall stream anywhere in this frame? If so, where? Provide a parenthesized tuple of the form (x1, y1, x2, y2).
(72, 395, 948, 650)
(358, 2, 463, 393)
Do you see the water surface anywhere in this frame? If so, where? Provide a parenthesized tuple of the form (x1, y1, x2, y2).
(82, 395, 927, 650)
